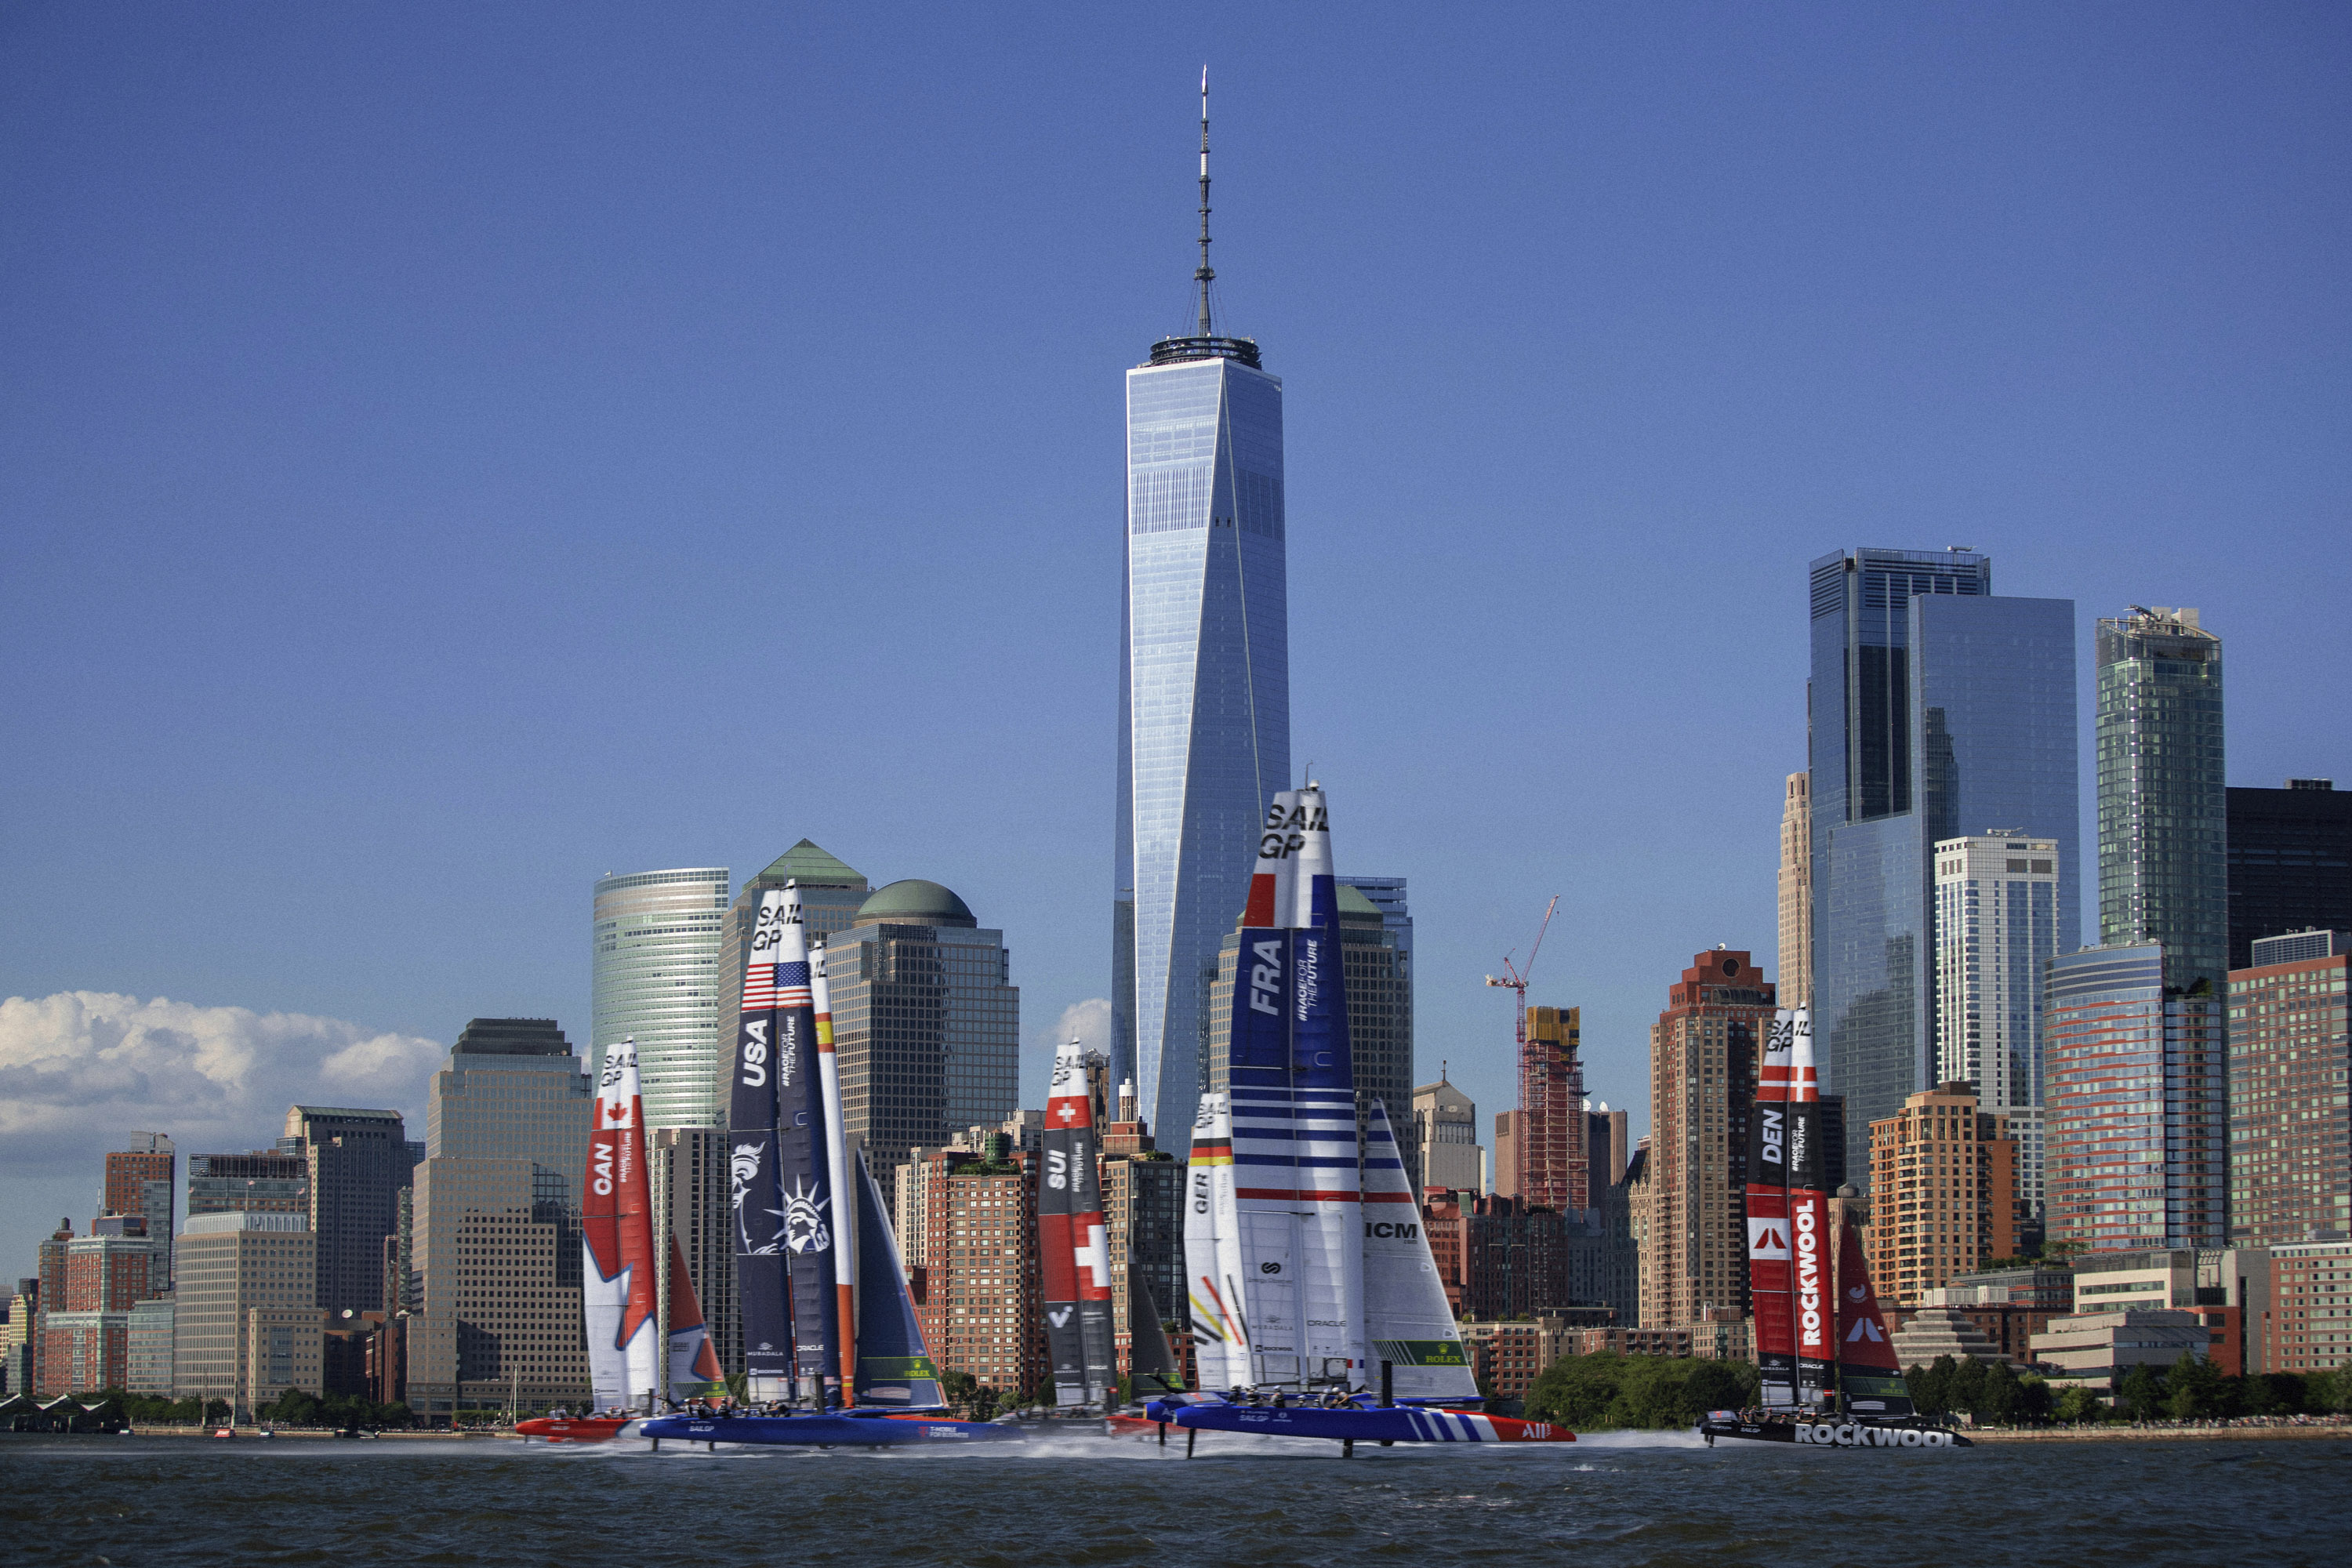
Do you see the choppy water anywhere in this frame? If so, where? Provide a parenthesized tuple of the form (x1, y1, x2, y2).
(6, 1428, 2348, 1566)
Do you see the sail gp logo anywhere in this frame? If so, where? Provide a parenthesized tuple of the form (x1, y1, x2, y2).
(1746, 1217, 1791, 1260)
(1249, 940, 1282, 1015)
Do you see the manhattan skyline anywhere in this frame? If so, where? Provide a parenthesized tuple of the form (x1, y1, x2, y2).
(3, 5, 2349, 1276)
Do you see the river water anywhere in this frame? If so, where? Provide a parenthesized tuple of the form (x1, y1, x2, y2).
(7, 1428, 2347, 1566)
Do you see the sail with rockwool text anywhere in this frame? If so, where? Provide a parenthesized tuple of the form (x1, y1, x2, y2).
(1744, 1010, 1798, 1408)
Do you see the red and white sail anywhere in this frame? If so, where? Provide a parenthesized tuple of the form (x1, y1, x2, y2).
(1744, 1009, 1798, 1407)
(583, 1036, 659, 1413)
(1040, 1035, 1116, 1405)
(1785, 1009, 1834, 1407)
(665, 1232, 725, 1398)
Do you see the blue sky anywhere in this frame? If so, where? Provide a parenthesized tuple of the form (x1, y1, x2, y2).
(3, 2, 2347, 1276)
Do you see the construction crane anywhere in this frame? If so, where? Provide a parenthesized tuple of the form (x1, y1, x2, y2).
(1484, 895, 1560, 1051)
(1487, 895, 1562, 1204)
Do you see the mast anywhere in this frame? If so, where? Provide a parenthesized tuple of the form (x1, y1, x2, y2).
(769, 881, 844, 1406)
(812, 942, 857, 1396)
(730, 889, 796, 1402)
(1787, 1009, 1835, 1407)
(1744, 1011, 1798, 1408)
(1195, 66, 1214, 337)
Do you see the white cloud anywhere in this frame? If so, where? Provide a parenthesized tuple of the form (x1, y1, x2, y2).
(0, 991, 442, 1167)
(1048, 997, 1112, 1056)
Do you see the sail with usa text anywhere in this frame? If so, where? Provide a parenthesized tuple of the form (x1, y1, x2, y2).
(641, 881, 1022, 1448)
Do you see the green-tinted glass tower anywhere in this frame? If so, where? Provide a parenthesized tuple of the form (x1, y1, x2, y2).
(2096, 608, 2228, 993)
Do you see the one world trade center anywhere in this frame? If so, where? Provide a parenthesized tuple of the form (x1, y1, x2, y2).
(1113, 74, 1290, 1142)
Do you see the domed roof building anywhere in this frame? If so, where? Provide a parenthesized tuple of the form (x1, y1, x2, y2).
(854, 879, 977, 929)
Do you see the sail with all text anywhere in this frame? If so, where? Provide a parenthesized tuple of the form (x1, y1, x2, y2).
(1040, 1036, 1116, 1406)
(731, 888, 795, 1401)
(768, 883, 844, 1404)
(583, 1037, 659, 1412)
(1189, 783, 1367, 1392)
(1744, 1010, 1798, 1408)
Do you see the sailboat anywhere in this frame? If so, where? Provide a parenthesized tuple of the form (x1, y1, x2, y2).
(1145, 785, 1577, 1453)
(519, 1036, 723, 1443)
(1697, 1010, 1971, 1450)
(1040, 1035, 1116, 1411)
(641, 883, 1022, 1449)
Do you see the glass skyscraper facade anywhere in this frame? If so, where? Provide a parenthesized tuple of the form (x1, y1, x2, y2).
(2096, 608, 2227, 994)
(1114, 339, 1290, 1141)
(592, 866, 728, 1130)
(1808, 547, 2078, 1189)
(2044, 944, 2228, 1250)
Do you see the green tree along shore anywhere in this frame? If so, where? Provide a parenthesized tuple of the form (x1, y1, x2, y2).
(92, 1388, 418, 1428)
(1523, 1353, 1758, 1429)
(1522, 1351, 2352, 1430)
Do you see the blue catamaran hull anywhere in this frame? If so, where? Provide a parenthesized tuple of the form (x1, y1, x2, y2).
(642, 1412, 1025, 1447)
(1145, 1398, 1574, 1446)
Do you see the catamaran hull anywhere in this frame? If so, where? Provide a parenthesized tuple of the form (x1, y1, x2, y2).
(1697, 1417, 1970, 1450)
(515, 1417, 640, 1443)
(641, 1413, 1025, 1447)
(1147, 1400, 1574, 1445)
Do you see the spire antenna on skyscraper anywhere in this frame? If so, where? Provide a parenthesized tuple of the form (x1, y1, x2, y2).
(1195, 66, 1214, 338)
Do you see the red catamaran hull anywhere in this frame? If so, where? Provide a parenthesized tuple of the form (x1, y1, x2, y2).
(515, 1416, 637, 1443)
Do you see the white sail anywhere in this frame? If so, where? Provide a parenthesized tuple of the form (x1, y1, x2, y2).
(1183, 1093, 1247, 1392)
(1360, 1099, 1478, 1402)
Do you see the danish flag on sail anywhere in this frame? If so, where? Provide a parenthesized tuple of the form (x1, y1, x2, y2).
(583, 1037, 659, 1413)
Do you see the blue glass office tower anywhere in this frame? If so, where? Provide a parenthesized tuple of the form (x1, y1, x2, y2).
(1113, 336, 1290, 1144)
(1809, 548, 2078, 1189)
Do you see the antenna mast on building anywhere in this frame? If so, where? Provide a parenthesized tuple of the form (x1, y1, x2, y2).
(1195, 66, 1214, 337)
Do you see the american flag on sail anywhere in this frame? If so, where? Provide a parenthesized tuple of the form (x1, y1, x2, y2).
(742, 960, 811, 1014)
